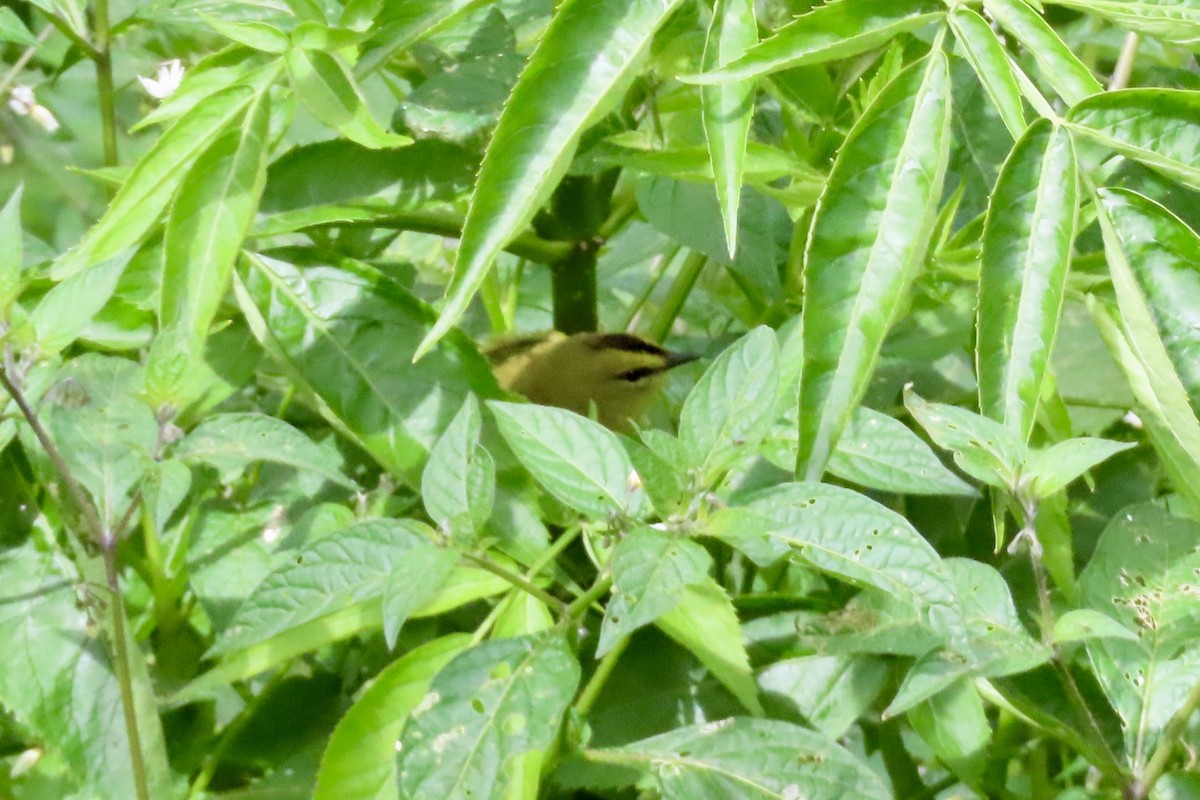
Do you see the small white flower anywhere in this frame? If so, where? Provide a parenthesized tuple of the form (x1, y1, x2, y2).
(1122, 410, 1144, 430)
(138, 59, 184, 100)
(8, 86, 59, 132)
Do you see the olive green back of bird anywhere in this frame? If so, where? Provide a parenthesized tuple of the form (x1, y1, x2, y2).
(487, 332, 696, 430)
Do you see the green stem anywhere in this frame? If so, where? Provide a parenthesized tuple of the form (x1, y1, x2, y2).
(1108, 32, 1140, 92)
(92, 0, 118, 167)
(646, 250, 706, 343)
(561, 574, 613, 623)
(1132, 677, 1200, 799)
(573, 636, 628, 717)
(551, 241, 599, 334)
(464, 553, 563, 612)
(0, 25, 55, 98)
(620, 245, 678, 332)
(188, 667, 290, 797)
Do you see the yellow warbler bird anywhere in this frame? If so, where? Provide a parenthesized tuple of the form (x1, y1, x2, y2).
(487, 331, 697, 429)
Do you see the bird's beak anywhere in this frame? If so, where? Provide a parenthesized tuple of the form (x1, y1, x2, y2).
(664, 351, 700, 370)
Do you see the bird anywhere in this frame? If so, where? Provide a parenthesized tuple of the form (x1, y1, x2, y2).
(486, 331, 697, 430)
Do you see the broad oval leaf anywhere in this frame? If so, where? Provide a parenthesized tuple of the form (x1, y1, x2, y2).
(798, 49, 952, 479)
(827, 406, 977, 497)
(236, 251, 498, 487)
(948, 7, 1026, 140)
(597, 718, 891, 800)
(983, 0, 1101, 106)
(51, 84, 257, 279)
(701, 0, 757, 257)
(422, 395, 496, 541)
(597, 527, 713, 656)
(679, 326, 780, 484)
(489, 400, 647, 520)
(904, 389, 1028, 489)
(209, 518, 452, 657)
(161, 90, 269, 351)
(174, 411, 356, 488)
(416, 0, 686, 358)
(1069, 89, 1200, 194)
(314, 634, 470, 800)
(977, 120, 1078, 443)
(738, 481, 956, 615)
(396, 633, 580, 800)
(686, 0, 943, 84)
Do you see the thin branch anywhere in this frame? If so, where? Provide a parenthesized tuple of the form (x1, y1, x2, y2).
(0, 25, 56, 98)
(1132, 677, 1200, 799)
(463, 553, 563, 612)
(92, 0, 119, 167)
(1109, 32, 1141, 92)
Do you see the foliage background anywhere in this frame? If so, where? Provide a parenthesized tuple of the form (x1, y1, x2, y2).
(0, 0, 1199, 799)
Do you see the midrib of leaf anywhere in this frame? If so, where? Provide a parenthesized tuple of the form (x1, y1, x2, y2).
(768, 531, 935, 610)
(518, 416, 625, 509)
(998, 128, 1070, 441)
(808, 50, 948, 477)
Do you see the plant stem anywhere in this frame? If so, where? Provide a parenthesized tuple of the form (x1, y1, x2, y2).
(0, 367, 151, 800)
(1131, 677, 1200, 799)
(646, 249, 706, 343)
(1109, 32, 1140, 92)
(464, 553, 563, 612)
(92, 0, 118, 167)
(0, 25, 55, 98)
(561, 574, 613, 623)
(551, 240, 599, 334)
(573, 636, 628, 717)
(620, 245, 678, 332)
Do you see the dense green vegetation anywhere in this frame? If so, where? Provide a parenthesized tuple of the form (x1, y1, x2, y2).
(0, 0, 1199, 798)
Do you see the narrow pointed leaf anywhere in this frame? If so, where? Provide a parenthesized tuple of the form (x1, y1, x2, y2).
(422, 395, 496, 540)
(977, 120, 1077, 442)
(356, 0, 488, 76)
(1049, 0, 1200, 47)
(416, 0, 686, 359)
(905, 389, 1028, 490)
(1024, 437, 1135, 498)
(798, 49, 952, 479)
(51, 85, 256, 279)
(701, 0, 757, 258)
(32, 252, 130, 354)
(161, 91, 269, 350)
(984, 0, 1101, 106)
(286, 47, 412, 149)
(685, 0, 943, 84)
(0, 185, 23, 317)
(1067, 89, 1200, 193)
(949, 7, 1026, 140)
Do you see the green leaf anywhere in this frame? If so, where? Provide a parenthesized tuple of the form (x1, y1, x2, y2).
(948, 8, 1025, 140)
(701, 0, 756, 258)
(827, 406, 977, 497)
(489, 401, 647, 520)
(655, 577, 764, 715)
(0, 545, 172, 798)
(983, 0, 1101, 106)
(1023, 437, 1135, 498)
(1094, 189, 1200, 407)
(51, 85, 258, 279)
(679, 326, 779, 485)
(236, 252, 497, 486)
(906, 679, 991, 789)
(1052, 609, 1138, 644)
(285, 47, 413, 149)
(592, 718, 890, 800)
(1049, 0, 1200, 47)
(396, 633, 580, 800)
(904, 388, 1028, 489)
(757, 655, 889, 739)
(382, 547, 459, 650)
(32, 251, 130, 355)
(132, 47, 268, 133)
(1067, 90, 1200, 192)
(977, 120, 1078, 443)
(597, 527, 713, 656)
(315, 634, 470, 800)
(415, 0, 686, 359)
(422, 395, 496, 541)
(737, 482, 956, 616)
(685, 0, 943, 84)
(0, 185, 24, 318)
(356, 0, 489, 76)
(209, 519, 450, 656)
(174, 412, 356, 489)
(798, 48, 952, 479)
(1093, 189, 1200, 516)
(161, 90, 268, 351)
(201, 13, 290, 51)
(0, 8, 34, 47)
(944, 558, 1049, 676)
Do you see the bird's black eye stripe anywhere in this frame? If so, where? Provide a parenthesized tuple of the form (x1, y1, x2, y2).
(589, 333, 668, 357)
(618, 366, 660, 382)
